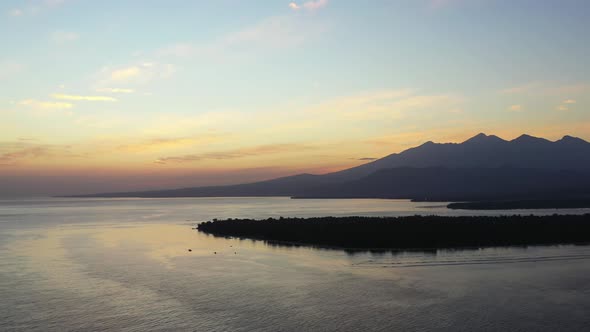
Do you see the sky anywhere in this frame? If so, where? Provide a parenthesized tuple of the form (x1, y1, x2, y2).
(1, 0, 589, 196)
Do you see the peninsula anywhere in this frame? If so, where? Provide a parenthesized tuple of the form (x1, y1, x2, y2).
(197, 215, 590, 250)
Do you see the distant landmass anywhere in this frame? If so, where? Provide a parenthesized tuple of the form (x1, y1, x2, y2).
(70, 133, 590, 202)
(448, 199, 590, 210)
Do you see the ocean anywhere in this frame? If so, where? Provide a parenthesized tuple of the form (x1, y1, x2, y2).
(1, 197, 590, 331)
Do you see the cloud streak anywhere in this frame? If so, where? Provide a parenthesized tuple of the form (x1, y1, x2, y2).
(157, 14, 326, 60)
(117, 136, 220, 153)
(155, 143, 312, 164)
(0, 141, 76, 165)
(303, 0, 329, 10)
(306, 89, 463, 120)
(556, 105, 569, 111)
(111, 66, 141, 81)
(98, 62, 176, 86)
(508, 104, 523, 112)
(501, 82, 590, 96)
(0, 146, 47, 164)
(51, 94, 117, 101)
(0, 61, 24, 80)
(289, 0, 329, 11)
(8, 8, 23, 17)
(96, 88, 134, 94)
(51, 30, 79, 43)
(7, 0, 67, 17)
(556, 99, 576, 112)
(19, 99, 73, 110)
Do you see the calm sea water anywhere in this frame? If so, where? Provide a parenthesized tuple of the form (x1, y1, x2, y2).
(1, 197, 590, 331)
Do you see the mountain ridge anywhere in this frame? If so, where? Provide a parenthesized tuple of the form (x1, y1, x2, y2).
(69, 133, 590, 200)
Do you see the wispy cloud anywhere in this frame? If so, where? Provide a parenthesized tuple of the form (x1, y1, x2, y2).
(0, 61, 24, 80)
(357, 157, 377, 161)
(289, 0, 329, 11)
(501, 82, 590, 96)
(117, 136, 221, 153)
(158, 14, 326, 59)
(505, 82, 589, 118)
(362, 125, 483, 150)
(0, 140, 76, 165)
(111, 66, 141, 81)
(500, 82, 545, 95)
(99, 62, 176, 85)
(508, 104, 523, 112)
(96, 88, 134, 94)
(548, 84, 590, 95)
(0, 146, 48, 165)
(7, 0, 67, 17)
(19, 99, 73, 110)
(556, 105, 569, 111)
(155, 143, 312, 164)
(226, 16, 309, 48)
(306, 89, 463, 120)
(303, 0, 329, 10)
(51, 94, 116, 101)
(50, 30, 79, 43)
(555, 99, 576, 112)
(8, 8, 23, 16)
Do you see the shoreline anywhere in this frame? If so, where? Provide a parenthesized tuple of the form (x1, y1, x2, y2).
(447, 199, 590, 210)
(57, 195, 590, 211)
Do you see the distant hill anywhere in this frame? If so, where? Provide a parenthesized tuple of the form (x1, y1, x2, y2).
(324, 133, 590, 181)
(71, 133, 590, 200)
(77, 173, 331, 198)
(295, 167, 590, 201)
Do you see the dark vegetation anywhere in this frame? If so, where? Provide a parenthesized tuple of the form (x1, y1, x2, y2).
(197, 215, 590, 249)
(448, 199, 590, 210)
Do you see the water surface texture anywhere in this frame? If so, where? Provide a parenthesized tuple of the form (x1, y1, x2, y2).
(1, 197, 590, 331)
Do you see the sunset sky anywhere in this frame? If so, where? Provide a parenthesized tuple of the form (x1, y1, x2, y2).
(1, 0, 589, 196)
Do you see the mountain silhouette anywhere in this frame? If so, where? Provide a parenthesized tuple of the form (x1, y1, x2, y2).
(73, 133, 590, 200)
(296, 167, 590, 201)
(323, 133, 590, 181)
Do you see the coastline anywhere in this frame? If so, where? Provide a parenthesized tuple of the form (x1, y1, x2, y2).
(447, 199, 590, 210)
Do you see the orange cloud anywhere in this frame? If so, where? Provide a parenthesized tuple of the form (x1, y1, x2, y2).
(155, 143, 313, 164)
(0, 141, 79, 166)
(117, 136, 221, 153)
(508, 104, 523, 112)
(306, 89, 462, 120)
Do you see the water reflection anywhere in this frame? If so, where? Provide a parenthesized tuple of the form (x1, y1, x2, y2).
(2, 198, 590, 331)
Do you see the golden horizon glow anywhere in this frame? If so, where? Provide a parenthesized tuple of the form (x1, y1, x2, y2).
(1, 1, 589, 195)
